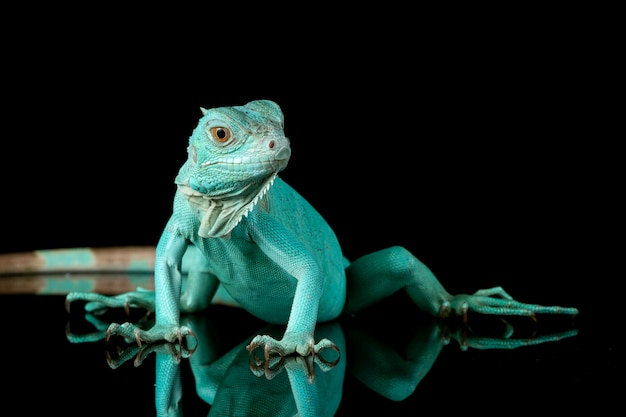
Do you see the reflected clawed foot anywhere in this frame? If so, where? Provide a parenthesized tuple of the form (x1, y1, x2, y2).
(106, 337, 197, 369)
(447, 324, 579, 351)
(247, 335, 340, 383)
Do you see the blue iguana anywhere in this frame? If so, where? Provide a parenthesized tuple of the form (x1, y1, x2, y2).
(0, 100, 578, 359)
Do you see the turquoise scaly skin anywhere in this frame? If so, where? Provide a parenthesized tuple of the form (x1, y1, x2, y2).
(63, 99, 578, 359)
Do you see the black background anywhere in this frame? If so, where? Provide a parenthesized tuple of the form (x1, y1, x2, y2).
(0, 5, 620, 416)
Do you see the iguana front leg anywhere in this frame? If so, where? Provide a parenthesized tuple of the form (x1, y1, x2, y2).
(244, 210, 337, 358)
(105, 225, 197, 346)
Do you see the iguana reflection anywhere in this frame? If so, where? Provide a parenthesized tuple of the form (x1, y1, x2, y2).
(66, 300, 577, 416)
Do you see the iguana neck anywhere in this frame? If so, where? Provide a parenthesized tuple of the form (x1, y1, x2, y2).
(177, 172, 275, 239)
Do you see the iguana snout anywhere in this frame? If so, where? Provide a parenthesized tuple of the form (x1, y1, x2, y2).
(271, 141, 291, 170)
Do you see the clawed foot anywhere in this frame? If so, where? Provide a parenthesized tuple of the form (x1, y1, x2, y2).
(246, 334, 338, 357)
(246, 334, 340, 383)
(65, 291, 156, 344)
(248, 347, 340, 383)
(65, 290, 155, 316)
(65, 290, 198, 360)
(106, 338, 196, 369)
(439, 286, 579, 322)
(106, 322, 198, 351)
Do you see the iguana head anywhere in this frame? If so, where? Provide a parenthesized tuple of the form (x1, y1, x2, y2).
(175, 100, 291, 237)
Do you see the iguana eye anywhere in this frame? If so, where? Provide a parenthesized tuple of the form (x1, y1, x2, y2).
(209, 127, 231, 143)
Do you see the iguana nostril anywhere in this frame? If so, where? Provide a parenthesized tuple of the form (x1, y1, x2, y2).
(268, 140, 275, 149)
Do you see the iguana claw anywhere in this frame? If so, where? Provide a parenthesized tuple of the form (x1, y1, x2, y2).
(439, 301, 451, 318)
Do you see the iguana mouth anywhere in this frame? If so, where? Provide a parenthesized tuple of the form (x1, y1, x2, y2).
(184, 141, 289, 195)
(200, 146, 290, 168)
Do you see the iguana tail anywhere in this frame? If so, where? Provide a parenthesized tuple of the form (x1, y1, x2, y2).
(0, 246, 156, 295)
(0, 246, 156, 275)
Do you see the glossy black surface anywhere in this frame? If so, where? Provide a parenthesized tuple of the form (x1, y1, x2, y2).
(0, 287, 617, 416)
(1, 9, 618, 416)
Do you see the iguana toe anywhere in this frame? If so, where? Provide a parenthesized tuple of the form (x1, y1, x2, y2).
(473, 286, 514, 300)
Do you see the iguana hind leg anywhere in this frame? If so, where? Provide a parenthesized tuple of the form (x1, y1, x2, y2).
(342, 246, 578, 319)
(65, 245, 222, 349)
(66, 289, 156, 315)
